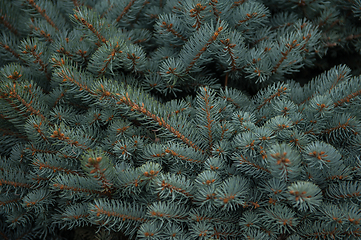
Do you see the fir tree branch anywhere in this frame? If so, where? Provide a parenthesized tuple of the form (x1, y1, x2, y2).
(24, 0, 59, 31)
(185, 26, 223, 73)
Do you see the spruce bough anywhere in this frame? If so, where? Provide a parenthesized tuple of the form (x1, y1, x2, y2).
(0, 0, 361, 239)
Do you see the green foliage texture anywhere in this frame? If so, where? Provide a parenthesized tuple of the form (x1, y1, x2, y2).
(0, 0, 361, 239)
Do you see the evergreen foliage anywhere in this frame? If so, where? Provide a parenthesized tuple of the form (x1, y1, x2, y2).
(0, 0, 361, 239)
